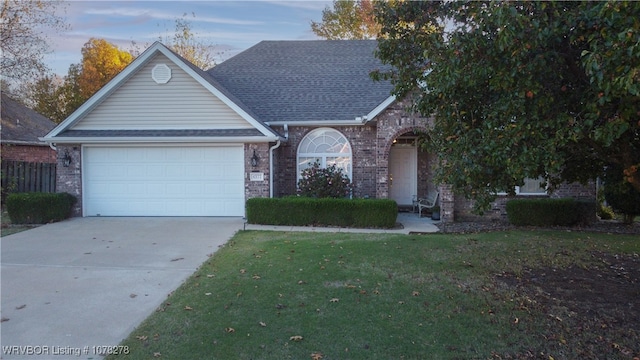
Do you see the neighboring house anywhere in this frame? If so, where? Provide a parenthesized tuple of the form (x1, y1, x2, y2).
(1, 94, 57, 163)
(42, 40, 594, 221)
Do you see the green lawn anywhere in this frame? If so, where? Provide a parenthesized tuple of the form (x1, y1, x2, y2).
(108, 230, 639, 360)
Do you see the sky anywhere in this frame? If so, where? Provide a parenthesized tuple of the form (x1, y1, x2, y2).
(45, 0, 332, 76)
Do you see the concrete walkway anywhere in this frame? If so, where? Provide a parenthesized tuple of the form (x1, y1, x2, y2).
(244, 211, 440, 234)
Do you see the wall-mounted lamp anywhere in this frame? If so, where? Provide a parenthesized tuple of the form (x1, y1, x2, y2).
(251, 149, 259, 167)
(62, 150, 72, 167)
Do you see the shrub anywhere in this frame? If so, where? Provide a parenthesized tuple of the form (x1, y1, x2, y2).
(6, 192, 76, 224)
(602, 164, 640, 224)
(506, 198, 596, 227)
(297, 162, 352, 198)
(246, 197, 397, 228)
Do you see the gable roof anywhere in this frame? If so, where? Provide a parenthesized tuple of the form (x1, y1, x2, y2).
(1, 94, 56, 146)
(207, 40, 394, 125)
(44, 42, 281, 143)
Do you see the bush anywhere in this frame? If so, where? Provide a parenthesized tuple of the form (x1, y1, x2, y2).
(297, 162, 352, 198)
(6, 192, 76, 224)
(506, 198, 596, 227)
(246, 197, 397, 228)
(602, 165, 640, 224)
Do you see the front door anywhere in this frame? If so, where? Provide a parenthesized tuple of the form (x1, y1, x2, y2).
(389, 145, 417, 206)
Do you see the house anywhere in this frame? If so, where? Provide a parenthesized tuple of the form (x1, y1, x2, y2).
(42, 40, 594, 221)
(1, 94, 57, 164)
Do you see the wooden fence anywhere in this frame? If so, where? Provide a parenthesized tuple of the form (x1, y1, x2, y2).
(1, 160, 57, 200)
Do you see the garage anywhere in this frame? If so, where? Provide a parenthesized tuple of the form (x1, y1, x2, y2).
(83, 145, 245, 216)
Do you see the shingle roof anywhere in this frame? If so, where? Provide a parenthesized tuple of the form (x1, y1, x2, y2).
(207, 40, 393, 123)
(1, 94, 56, 145)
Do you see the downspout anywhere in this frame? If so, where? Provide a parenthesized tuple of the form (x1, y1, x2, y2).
(269, 124, 288, 198)
(49, 143, 57, 151)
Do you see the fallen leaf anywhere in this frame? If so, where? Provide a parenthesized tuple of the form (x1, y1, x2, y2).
(359, 290, 367, 295)
(1, 317, 9, 322)
(412, 291, 420, 296)
(205, 292, 212, 296)
(290, 335, 303, 342)
(225, 327, 235, 333)
(15, 304, 26, 310)
(170, 257, 184, 262)
(330, 298, 339, 303)
(298, 280, 306, 285)
(184, 306, 193, 311)
(311, 352, 323, 360)
(153, 352, 161, 357)
(240, 269, 246, 274)
(259, 322, 267, 327)
(129, 294, 137, 298)
(136, 335, 148, 341)
(207, 274, 215, 278)
(514, 317, 519, 324)
(252, 275, 261, 280)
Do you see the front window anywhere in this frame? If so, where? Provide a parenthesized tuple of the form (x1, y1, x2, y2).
(297, 128, 352, 180)
(517, 177, 547, 195)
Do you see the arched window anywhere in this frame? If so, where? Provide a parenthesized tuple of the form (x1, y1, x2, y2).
(297, 128, 352, 180)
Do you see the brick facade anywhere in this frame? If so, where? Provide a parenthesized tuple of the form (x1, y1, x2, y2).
(57, 100, 597, 223)
(55, 144, 83, 216)
(244, 143, 271, 201)
(1, 144, 56, 163)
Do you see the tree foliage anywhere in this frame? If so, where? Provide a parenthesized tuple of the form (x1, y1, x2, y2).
(372, 0, 640, 212)
(0, 0, 69, 81)
(161, 13, 218, 70)
(311, 0, 380, 40)
(25, 39, 133, 123)
(77, 38, 133, 99)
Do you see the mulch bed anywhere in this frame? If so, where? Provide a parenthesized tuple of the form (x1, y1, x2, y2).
(437, 220, 640, 235)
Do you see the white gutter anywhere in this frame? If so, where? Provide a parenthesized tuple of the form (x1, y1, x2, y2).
(269, 140, 281, 198)
(265, 119, 367, 126)
(268, 124, 288, 198)
(39, 136, 280, 144)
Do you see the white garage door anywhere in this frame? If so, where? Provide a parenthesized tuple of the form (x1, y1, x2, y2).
(83, 146, 245, 216)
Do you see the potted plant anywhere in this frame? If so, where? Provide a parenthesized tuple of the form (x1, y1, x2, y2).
(431, 205, 441, 220)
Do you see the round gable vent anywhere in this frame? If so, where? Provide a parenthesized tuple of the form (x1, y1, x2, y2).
(152, 64, 171, 84)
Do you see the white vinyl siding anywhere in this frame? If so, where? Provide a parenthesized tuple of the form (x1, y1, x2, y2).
(83, 145, 245, 216)
(73, 53, 252, 130)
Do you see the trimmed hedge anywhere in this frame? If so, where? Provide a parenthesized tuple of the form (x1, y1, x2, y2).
(6, 192, 77, 224)
(246, 197, 398, 229)
(506, 198, 596, 227)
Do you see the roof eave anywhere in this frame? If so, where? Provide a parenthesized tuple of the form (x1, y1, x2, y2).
(40, 136, 282, 144)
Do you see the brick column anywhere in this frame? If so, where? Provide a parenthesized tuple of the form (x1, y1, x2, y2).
(56, 145, 82, 217)
(439, 184, 455, 223)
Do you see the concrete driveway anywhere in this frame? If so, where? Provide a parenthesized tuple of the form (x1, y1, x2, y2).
(1, 217, 243, 360)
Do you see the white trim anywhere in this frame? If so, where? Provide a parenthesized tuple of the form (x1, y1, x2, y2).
(365, 95, 396, 120)
(296, 127, 353, 181)
(266, 120, 365, 126)
(43, 42, 277, 141)
(45, 136, 277, 144)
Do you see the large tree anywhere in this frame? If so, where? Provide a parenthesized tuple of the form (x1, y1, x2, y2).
(311, 0, 380, 40)
(373, 1, 640, 212)
(26, 38, 133, 122)
(77, 38, 133, 99)
(161, 13, 218, 70)
(0, 0, 68, 81)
